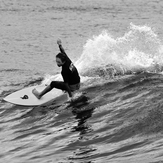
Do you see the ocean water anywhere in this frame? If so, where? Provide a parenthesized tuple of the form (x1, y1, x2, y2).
(1, 0, 163, 162)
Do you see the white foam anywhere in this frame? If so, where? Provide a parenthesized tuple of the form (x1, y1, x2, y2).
(75, 23, 163, 74)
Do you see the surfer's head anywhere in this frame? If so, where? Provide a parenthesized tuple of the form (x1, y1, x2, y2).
(56, 53, 66, 67)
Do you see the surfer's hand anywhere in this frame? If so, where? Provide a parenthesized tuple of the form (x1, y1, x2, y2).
(57, 39, 62, 45)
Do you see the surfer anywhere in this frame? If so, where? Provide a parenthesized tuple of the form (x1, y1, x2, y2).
(32, 39, 80, 101)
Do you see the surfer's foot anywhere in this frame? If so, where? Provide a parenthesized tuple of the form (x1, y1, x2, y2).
(32, 88, 41, 99)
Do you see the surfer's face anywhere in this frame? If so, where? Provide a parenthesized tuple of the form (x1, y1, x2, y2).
(56, 57, 65, 67)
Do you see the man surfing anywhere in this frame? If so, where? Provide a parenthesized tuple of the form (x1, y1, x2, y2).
(32, 39, 80, 101)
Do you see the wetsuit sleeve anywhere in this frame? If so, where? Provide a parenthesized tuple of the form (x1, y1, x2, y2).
(59, 44, 68, 57)
(59, 44, 66, 54)
(59, 45, 71, 62)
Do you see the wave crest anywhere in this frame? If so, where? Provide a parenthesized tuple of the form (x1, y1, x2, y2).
(76, 23, 163, 77)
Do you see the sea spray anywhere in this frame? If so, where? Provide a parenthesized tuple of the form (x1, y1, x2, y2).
(76, 23, 163, 77)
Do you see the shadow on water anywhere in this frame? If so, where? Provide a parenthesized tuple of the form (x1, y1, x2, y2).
(72, 108, 94, 136)
(66, 103, 97, 162)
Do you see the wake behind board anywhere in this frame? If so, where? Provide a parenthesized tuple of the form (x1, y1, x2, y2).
(3, 85, 63, 106)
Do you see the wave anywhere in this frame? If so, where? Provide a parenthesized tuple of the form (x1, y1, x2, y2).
(25, 72, 163, 137)
(0, 68, 21, 73)
(75, 23, 163, 78)
(1, 1, 109, 13)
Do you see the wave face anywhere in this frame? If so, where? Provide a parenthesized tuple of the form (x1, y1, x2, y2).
(2, 72, 163, 163)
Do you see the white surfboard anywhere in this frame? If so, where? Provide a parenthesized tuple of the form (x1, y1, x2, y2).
(3, 85, 63, 106)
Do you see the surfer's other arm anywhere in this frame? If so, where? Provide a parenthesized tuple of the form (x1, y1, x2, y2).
(57, 39, 65, 53)
(57, 39, 70, 60)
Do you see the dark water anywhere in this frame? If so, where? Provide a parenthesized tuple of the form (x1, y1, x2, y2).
(1, 0, 163, 162)
(2, 72, 163, 162)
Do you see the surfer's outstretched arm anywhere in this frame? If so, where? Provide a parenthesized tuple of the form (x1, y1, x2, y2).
(57, 39, 71, 60)
(57, 39, 66, 54)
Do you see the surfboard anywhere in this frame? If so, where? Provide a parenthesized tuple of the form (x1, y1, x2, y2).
(3, 85, 64, 106)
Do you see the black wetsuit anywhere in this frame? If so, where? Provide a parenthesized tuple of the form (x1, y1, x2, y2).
(50, 45, 80, 96)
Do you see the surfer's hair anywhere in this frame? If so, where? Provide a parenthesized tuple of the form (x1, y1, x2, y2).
(56, 53, 66, 62)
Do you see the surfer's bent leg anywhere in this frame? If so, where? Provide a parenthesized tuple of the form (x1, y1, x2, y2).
(50, 81, 73, 97)
(32, 81, 68, 99)
(33, 81, 79, 99)
(39, 85, 53, 97)
(50, 81, 68, 91)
